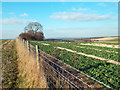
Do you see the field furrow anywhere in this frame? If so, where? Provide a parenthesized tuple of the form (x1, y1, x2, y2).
(29, 41, 119, 89)
(36, 41, 119, 62)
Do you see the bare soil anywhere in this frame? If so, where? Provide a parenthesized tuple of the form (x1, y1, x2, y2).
(91, 37, 118, 41)
(80, 43, 119, 48)
(57, 47, 120, 65)
(41, 43, 50, 46)
(76, 46, 118, 53)
(39, 42, 120, 65)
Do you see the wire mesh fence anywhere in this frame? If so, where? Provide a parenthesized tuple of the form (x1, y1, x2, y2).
(16, 38, 111, 89)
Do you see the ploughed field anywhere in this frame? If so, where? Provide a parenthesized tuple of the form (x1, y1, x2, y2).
(30, 41, 119, 89)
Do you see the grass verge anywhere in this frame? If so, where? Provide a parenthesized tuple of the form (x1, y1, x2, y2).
(2, 40, 19, 88)
(16, 39, 48, 88)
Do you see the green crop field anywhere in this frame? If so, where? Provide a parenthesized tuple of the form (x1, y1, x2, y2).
(110, 38, 120, 41)
(30, 41, 119, 89)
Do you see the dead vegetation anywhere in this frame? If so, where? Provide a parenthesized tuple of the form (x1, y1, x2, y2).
(16, 39, 48, 88)
(2, 39, 48, 88)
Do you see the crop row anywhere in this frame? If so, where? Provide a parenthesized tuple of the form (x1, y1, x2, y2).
(75, 41, 119, 45)
(36, 41, 119, 62)
(38, 41, 119, 52)
(72, 42, 119, 52)
(30, 41, 119, 89)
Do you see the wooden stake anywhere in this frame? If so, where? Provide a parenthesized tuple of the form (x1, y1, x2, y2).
(54, 42, 58, 58)
(23, 39, 25, 47)
(61, 49, 63, 58)
(36, 45, 40, 69)
(73, 45, 76, 61)
(56, 43, 58, 57)
(27, 41, 30, 54)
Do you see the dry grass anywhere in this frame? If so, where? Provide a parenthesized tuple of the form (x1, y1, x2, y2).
(16, 39, 48, 88)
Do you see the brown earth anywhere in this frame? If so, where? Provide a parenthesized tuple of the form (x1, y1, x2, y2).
(80, 43, 119, 48)
(91, 37, 118, 41)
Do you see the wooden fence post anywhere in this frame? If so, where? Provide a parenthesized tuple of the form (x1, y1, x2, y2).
(27, 41, 28, 48)
(61, 49, 63, 58)
(36, 45, 40, 69)
(27, 41, 30, 54)
(73, 45, 76, 67)
(23, 39, 25, 47)
(55, 42, 58, 58)
(73, 45, 75, 60)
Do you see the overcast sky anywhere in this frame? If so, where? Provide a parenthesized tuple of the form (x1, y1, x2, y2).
(1, 1, 118, 39)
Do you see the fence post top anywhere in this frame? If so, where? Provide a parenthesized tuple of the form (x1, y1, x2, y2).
(36, 45, 39, 49)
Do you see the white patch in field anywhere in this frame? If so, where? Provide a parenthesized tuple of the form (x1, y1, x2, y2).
(41, 43, 50, 46)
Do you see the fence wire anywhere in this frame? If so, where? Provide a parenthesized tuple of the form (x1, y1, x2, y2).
(17, 38, 111, 89)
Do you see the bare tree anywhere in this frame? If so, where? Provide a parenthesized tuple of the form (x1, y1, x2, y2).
(28, 30, 34, 36)
(20, 22, 44, 41)
(24, 22, 43, 34)
(36, 31, 44, 40)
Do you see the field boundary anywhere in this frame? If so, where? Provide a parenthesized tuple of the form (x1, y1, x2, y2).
(17, 38, 112, 88)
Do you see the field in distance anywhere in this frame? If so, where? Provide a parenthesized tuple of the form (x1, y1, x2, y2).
(63, 36, 119, 43)
(90, 36, 120, 41)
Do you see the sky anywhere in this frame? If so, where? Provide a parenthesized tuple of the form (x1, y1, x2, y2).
(1, 1, 118, 39)
(1, 0, 119, 2)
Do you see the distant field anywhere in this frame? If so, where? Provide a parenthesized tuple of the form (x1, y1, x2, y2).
(77, 41, 119, 45)
(109, 38, 120, 41)
(29, 40, 119, 89)
(91, 37, 119, 41)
